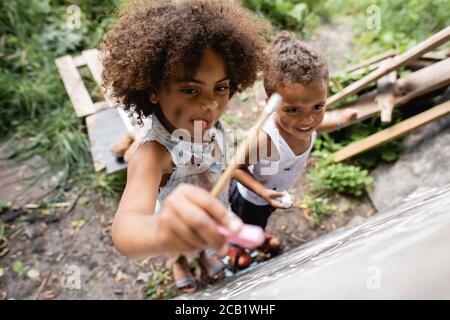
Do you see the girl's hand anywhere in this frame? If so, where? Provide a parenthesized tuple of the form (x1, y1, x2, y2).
(261, 189, 286, 209)
(156, 184, 239, 256)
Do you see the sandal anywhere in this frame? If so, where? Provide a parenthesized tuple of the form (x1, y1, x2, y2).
(197, 251, 225, 282)
(172, 256, 197, 293)
(228, 245, 251, 272)
(258, 233, 282, 256)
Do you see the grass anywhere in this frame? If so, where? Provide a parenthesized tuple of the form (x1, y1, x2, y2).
(0, 0, 122, 200)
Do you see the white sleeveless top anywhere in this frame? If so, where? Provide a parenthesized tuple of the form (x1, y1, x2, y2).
(237, 114, 316, 205)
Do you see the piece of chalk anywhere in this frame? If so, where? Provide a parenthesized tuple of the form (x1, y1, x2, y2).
(264, 93, 283, 114)
(277, 191, 293, 209)
(217, 224, 265, 249)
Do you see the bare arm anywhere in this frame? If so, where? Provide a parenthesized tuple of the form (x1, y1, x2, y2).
(317, 108, 358, 133)
(112, 142, 232, 259)
(233, 130, 285, 209)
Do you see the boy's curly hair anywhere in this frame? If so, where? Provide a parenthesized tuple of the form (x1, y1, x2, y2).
(100, 0, 270, 120)
(264, 31, 328, 96)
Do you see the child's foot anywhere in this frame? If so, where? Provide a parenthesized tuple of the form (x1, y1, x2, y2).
(197, 251, 225, 282)
(228, 246, 251, 271)
(172, 256, 197, 293)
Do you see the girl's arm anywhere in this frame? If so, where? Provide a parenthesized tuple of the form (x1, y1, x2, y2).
(317, 108, 358, 133)
(112, 141, 231, 259)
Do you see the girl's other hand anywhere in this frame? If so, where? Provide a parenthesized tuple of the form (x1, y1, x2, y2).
(156, 184, 235, 256)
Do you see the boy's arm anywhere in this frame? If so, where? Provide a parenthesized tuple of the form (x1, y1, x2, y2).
(317, 108, 358, 133)
(233, 130, 284, 209)
(234, 167, 285, 209)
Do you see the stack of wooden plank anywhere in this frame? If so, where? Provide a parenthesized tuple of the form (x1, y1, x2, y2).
(325, 26, 450, 162)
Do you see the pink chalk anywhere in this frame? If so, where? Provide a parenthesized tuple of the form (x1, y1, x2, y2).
(217, 224, 265, 248)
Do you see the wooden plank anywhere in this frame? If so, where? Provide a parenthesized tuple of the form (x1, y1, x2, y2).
(422, 47, 450, 60)
(326, 26, 450, 108)
(324, 57, 450, 131)
(93, 100, 111, 113)
(82, 49, 136, 135)
(72, 55, 86, 67)
(82, 49, 103, 86)
(346, 49, 397, 73)
(333, 100, 450, 162)
(55, 56, 96, 117)
(85, 107, 128, 173)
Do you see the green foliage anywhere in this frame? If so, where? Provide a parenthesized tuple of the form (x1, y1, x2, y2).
(12, 260, 28, 276)
(241, 0, 325, 35)
(145, 268, 176, 300)
(321, 0, 450, 65)
(0, 201, 11, 215)
(354, 0, 450, 55)
(307, 154, 373, 197)
(0, 0, 123, 198)
(303, 195, 336, 223)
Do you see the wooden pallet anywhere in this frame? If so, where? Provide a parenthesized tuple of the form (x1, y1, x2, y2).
(55, 49, 133, 173)
(326, 57, 450, 131)
(333, 99, 450, 162)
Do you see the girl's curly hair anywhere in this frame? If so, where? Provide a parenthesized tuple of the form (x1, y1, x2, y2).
(264, 31, 328, 96)
(100, 0, 271, 120)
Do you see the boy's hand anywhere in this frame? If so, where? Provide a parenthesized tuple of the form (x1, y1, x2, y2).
(156, 184, 239, 256)
(340, 108, 358, 125)
(261, 189, 286, 209)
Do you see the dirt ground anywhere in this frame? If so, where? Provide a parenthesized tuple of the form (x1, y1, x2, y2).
(0, 23, 376, 300)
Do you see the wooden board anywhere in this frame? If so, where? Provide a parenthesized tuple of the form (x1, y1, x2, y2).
(85, 107, 129, 173)
(55, 56, 96, 117)
(324, 57, 450, 131)
(81, 49, 135, 134)
(82, 49, 103, 86)
(332, 99, 450, 162)
(326, 26, 450, 108)
(345, 49, 397, 73)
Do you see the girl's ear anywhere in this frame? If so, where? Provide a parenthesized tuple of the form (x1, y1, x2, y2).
(265, 96, 269, 102)
(150, 92, 159, 104)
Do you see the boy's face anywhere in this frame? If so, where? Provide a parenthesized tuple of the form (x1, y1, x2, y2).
(151, 48, 230, 138)
(274, 79, 327, 140)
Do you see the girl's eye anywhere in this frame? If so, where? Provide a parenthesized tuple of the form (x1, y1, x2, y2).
(180, 88, 199, 95)
(215, 86, 230, 94)
(313, 104, 324, 110)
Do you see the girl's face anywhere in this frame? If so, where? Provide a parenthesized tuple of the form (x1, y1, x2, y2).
(151, 48, 230, 137)
(274, 79, 327, 140)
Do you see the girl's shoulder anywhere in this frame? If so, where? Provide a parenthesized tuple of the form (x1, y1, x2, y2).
(130, 140, 173, 175)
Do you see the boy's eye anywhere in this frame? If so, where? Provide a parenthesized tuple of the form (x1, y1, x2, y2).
(180, 88, 199, 95)
(313, 104, 324, 110)
(285, 107, 299, 113)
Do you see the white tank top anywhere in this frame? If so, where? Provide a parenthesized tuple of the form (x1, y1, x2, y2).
(237, 114, 316, 205)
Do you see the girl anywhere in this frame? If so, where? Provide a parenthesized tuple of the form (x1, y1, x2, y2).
(100, 0, 269, 292)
